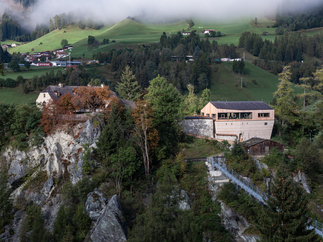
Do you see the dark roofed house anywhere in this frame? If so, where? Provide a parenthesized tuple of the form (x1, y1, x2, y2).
(242, 137, 284, 157)
(36, 83, 134, 110)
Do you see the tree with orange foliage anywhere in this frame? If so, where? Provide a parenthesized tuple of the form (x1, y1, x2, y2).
(40, 99, 61, 135)
(132, 100, 159, 177)
(72, 85, 116, 112)
(40, 85, 120, 135)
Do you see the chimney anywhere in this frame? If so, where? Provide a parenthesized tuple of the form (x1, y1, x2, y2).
(101, 83, 105, 88)
(58, 83, 64, 87)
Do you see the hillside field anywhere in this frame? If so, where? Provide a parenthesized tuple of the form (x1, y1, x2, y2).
(7, 18, 278, 58)
(207, 61, 302, 103)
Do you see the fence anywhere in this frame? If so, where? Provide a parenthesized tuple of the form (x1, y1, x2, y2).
(208, 156, 323, 237)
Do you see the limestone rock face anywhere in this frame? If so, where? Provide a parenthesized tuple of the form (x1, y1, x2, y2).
(90, 195, 127, 242)
(4, 118, 101, 189)
(85, 188, 108, 221)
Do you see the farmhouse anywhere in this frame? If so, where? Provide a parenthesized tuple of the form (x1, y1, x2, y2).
(36, 83, 134, 110)
(203, 29, 215, 34)
(182, 32, 190, 36)
(181, 101, 274, 142)
(11, 43, 20, 47)
(2, 44, 11, 49)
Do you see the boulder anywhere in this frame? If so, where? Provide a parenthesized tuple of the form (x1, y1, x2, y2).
(178, 189, 191, 211)
(90, 195, 127, 242)
(85, 188, 108, 221)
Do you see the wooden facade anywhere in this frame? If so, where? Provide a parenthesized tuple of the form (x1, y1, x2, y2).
(242, 138, 284, 156)
(200, 101, 275, 141)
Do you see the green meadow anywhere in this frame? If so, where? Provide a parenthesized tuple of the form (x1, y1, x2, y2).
(0, 88, 39, 105)
(207, 61, 301, 103)
(3, 67, 65, 80)
(7, 18, 278, 58)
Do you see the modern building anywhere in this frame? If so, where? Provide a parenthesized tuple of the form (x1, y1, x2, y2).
(200, 101, 274, 141)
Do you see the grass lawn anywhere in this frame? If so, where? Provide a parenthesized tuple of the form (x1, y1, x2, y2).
(3, 67, 65, 80)
(0, 88, 39, 105)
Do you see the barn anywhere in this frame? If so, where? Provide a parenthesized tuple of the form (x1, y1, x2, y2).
(242, 137, 284, 157)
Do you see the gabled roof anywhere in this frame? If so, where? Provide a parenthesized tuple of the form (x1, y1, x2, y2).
(242, 137, 283, 148)
(210, 101, 273, 110)
(41, 85, 79, 101)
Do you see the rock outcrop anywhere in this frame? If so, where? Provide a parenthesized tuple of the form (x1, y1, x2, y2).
(85, 188, 108, 221)
(90, 195, 128, 242)
(4, 118, 101, 192)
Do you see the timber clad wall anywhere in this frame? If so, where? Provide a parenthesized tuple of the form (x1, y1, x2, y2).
(181, 101, 275, 142)
(242, 139, 284, 156)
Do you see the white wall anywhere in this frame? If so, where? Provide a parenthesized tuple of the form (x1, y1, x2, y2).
(36, 93, 52, 109)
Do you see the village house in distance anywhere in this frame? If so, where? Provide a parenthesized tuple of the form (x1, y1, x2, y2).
(181, 101, 274, 143)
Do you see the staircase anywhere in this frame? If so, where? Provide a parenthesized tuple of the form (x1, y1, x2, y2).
(207, 156, 323, 238)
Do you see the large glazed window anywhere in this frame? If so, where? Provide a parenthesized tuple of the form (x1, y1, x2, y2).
(240, 112, 252, 119)
(218, 112, 252, 119)
(258, 113, 270, 118)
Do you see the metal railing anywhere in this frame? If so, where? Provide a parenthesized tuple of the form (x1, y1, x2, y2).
(208, 156, 323, 237)
(184, 157, 207, 163)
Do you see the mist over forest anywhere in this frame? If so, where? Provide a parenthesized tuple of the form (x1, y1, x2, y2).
(1, 0, 323, 28)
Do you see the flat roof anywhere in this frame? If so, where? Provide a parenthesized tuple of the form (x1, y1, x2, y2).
(210, 101, 273, 110)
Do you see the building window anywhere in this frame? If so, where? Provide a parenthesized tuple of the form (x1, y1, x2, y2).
(206, 114, 210, 117)
(241, 112, 252, 119)
(264, 122, 268, 125)
(212, 114, 216, 118)
(258, 113, 270, 118)
(218, 113, 227, 119)
(43, 94, 46, 98)
(201, 112, 204, 116)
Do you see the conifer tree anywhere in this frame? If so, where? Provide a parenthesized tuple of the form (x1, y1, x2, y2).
(116, 65, 141, 101)
(256, 168, 319, 241)
(128, 170, 202, 242)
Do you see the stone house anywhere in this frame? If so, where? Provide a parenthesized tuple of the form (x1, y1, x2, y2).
(36, 83, 134, 110)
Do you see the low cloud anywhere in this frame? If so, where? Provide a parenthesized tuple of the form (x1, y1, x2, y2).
(17, 0, 323, 27)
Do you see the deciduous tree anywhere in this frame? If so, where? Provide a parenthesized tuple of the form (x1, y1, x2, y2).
(132, 100, 159, 176)
(60, 39, 68, 48)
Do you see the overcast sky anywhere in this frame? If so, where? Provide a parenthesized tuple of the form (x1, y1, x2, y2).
(2, 0, 323, 27)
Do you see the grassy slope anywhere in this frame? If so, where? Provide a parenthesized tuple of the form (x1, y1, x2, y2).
(7, 24, 113, 54)
(0, 88, 39, 105)
(208, 61, 302, 103)
(7, 18, 277, 58)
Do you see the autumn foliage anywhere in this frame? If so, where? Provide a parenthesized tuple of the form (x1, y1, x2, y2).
(132, 100, 159, 176)
(41, 85, 120, 134)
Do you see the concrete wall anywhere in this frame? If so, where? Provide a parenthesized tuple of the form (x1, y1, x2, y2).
(181, 118, 214, 138)
(215, 120, 274, 141)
